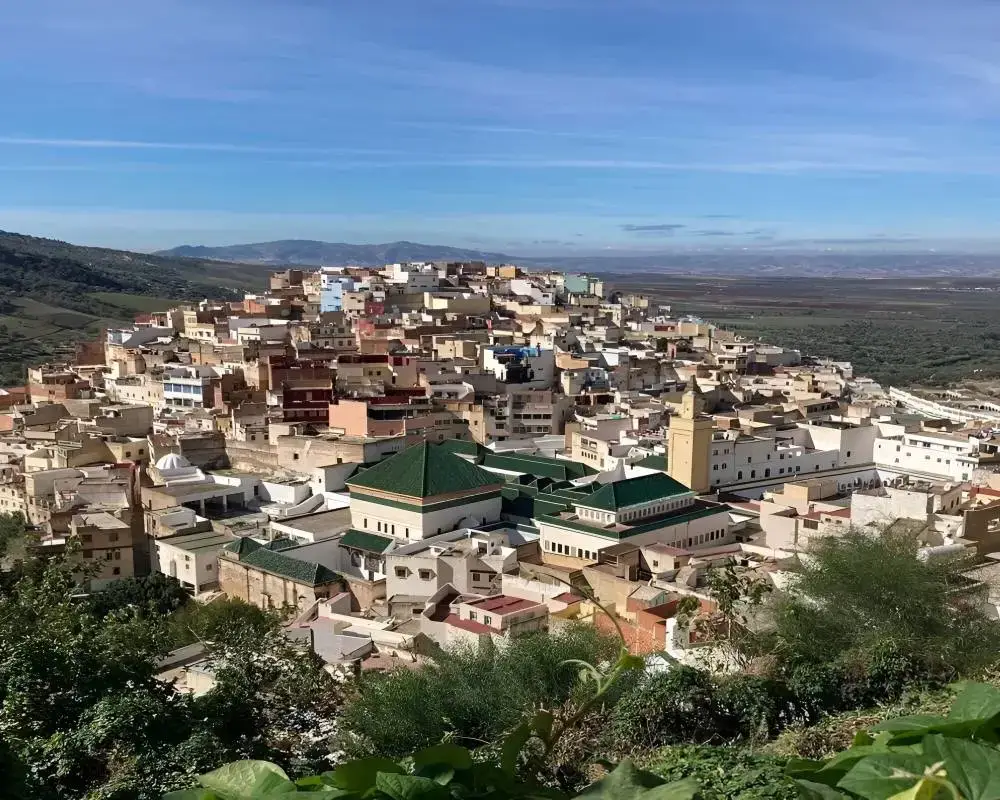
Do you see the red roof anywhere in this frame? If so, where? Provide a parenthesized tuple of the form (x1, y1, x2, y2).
(445, 614, 492, 634)
(552, 592, 583, 604)
(466, 595, 541, 615)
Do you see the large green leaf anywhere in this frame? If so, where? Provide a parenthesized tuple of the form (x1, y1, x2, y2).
(792, 780, 850, 799)
(923, 734, 1000, 799)
(411, 744, 473, 772)
(949, 683, 1000, 725)
(163, 791, 217, 800)
(837, 753, 934, 800)
(325, 758, 403, 792)
(197, 761, 295, 798)
(870, 715, 952, 736)
(501, 721, 533, 777)
(374, 773, 449, 800)
(634, 778, 698, 800)
(577, 760, 664, 800)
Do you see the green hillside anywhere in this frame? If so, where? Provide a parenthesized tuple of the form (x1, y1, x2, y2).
(0, 231, 271, 386)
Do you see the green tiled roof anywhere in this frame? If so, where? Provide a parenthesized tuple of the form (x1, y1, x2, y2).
(240, 547, 340, 586)
(340, 529, 394, 553)
(264, 536, 298, 551)
(580, 473, 693, 511)
(634, 454, 668, 471)
(224, 536, 262, 556)
(436, 439, 482, 458)
(346, 442, 501, 498)
(502, 486, 573, 520)
(480, 452, 597, 481)
(539, 503, 728, 540)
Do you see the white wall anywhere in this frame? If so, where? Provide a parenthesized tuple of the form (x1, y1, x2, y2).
(537, 510, 731, 560)
(350, 495, 502, 541)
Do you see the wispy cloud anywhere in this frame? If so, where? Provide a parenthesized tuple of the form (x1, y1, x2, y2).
(621, 223, 686, 233)
(0, 137, 398, 156)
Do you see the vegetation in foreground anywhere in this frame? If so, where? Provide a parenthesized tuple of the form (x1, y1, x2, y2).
(3, 510, 1000, 799)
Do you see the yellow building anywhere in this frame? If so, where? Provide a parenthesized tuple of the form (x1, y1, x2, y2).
(667, 390, 713, 494)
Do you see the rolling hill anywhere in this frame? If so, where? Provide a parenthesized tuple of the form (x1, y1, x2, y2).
(157, 239, 512, 266)
(0, 231, 272, 386)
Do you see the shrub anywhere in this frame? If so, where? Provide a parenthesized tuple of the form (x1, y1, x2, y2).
(609, 666, 721, 751)
(714, 675, 797, 741)
(338, 624, 618, 758)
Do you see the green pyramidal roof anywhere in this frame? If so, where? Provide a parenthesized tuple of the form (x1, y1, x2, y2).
(580, 473, 693, 511)
(346, 442, 502, 499)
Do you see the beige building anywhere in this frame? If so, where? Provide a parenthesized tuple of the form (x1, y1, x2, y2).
(218, 536, 344, 611)
(667, 391, 713, 493)
(345, 442, 504, 541)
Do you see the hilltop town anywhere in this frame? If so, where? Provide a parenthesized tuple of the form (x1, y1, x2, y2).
(4, 259, 1000, 669)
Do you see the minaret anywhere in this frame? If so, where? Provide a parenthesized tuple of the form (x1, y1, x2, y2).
(667, 388, 713, 493)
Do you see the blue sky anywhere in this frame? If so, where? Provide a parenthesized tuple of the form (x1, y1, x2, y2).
(3, 0, 1000, 253)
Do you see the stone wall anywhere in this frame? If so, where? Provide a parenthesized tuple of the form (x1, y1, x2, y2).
(218, 556, 340, 611)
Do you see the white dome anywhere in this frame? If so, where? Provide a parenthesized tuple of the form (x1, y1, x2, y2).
(155, 452, 192, 471)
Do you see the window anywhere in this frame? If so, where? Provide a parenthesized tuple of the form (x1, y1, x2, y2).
(846, 451, 851, 457)
(112, 567, 120, 575)
(207, 563, 213, 571)
(712, 464, 718, 471)
(394, 567, 408, 578)
(737, 471, 743, 480)
(293, 453, 300, 460)
(105, 551, 113, 561)
(419, 569, 433, 580)
(364, 518, 368, 528)
(483, 615, 492, 625)
(125, 451, 132, 458)
(764, 468, 771, 477)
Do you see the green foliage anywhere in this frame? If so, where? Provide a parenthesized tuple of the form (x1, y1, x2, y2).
(339, 624, 618, 758)
(611, 667, 722, 750)
(0, 552, 341, 799)
(163, 756, 698, 800)
(164, 643, 694, 800)
(87, 573, 192, 619)
(168, 597, 280, 648)
(787, 681, 1000, 799)
(645, 745, 797, 799)
(772, 530, 1000, 681)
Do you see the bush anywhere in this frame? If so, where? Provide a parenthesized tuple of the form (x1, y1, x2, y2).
(87, 573, 191, 619)
(772, 529, 1000, 679)
(338, 624, 618, 758)
(714, 675, 797, 741)
(168, 597, 279, 648)
(609, 666, 721, 751)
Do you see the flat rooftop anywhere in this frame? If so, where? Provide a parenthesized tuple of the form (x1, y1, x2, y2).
(160, 529, 234, 553)
(274, 507, 352, 535)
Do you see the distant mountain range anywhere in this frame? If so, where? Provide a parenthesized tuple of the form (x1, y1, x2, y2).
(157, 240, 512, 267)
(157, 238, 1000, 278)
